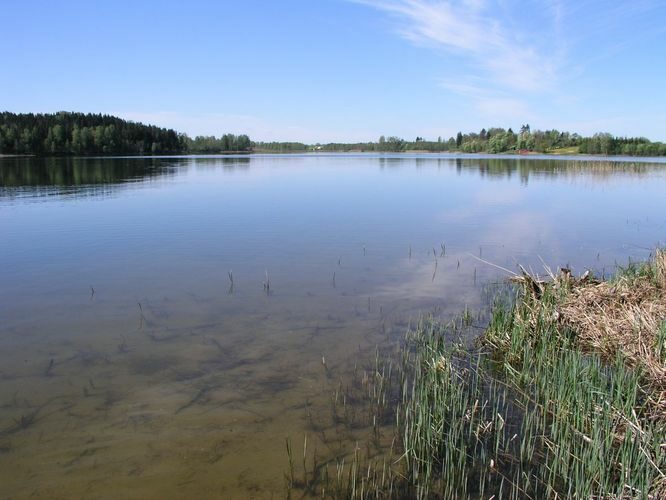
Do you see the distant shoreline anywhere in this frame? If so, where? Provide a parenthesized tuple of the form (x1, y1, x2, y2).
(4, 150, 662, 159)
(3, 152, 666, 164)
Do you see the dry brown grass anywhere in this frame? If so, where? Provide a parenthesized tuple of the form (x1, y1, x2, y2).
(562, 251, 665, 421)
(513, 250, 666, 425)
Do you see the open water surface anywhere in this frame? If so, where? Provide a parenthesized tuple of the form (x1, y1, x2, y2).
(1, 154, 665, 498)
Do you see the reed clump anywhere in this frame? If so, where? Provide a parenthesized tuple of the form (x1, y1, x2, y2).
(482, 250, 666, 498)
(508, 249, 666, 424)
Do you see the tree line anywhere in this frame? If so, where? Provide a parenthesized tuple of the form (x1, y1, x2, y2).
(0, 112, 253, 156)
(185, 134, 251, 154)
(577, 134, 666, 156)
(0, 112, 185, 155)
(270, 126, 662, 156)
(2, 113, 664, 157)
(303, 126, 665, 156)
(453, 125, 666, 156)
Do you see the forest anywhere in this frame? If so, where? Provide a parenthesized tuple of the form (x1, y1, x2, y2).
(0, 112, 252, 155)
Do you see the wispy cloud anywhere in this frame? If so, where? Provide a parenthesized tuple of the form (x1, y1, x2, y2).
(439, 80, 537, 121)
(353, 0, 560, 93)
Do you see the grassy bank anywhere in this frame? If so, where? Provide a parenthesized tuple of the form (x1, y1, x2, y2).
(287, 251, 666, 498)
(547, 146, 580, 155)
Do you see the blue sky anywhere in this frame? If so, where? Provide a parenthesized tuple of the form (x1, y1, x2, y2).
(2, 0, 666, 142)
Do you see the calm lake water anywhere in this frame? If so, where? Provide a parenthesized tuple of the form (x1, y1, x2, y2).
(1, 154, 665, 498)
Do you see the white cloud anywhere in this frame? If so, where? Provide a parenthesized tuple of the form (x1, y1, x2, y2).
(354, 0, 559, 93)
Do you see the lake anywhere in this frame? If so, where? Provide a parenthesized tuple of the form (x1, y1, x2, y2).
(1, 154, 665, 498)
